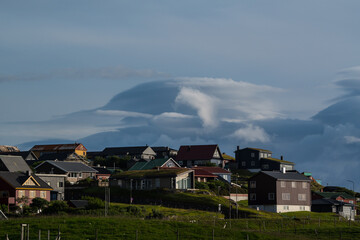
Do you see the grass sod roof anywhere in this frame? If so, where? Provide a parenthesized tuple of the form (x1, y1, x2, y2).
(314, 191, 355, 200)
(262, 157, 294, 165)
(246, 147, 272, 153)
(112, 168, 191, 179)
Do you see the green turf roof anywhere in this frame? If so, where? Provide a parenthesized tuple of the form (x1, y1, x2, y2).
(128, 158, 172, 171)
(263, 157, 294, 164)
(247, 147, 272, 153)
(112, 168, 190, 179)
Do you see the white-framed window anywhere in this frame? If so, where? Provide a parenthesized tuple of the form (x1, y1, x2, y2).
(29, 190, 35, 198)
(283, 205, 289, 210)
(292, 182, 297, 188)
(250, 193, 256, 200)
(40, 191, 46, 199)
(251, 161, 255, 166)
(241, 161, 246, 166)
(282, 193, 290, 200)
(268, 193, 275, 200)
(302, 182, 308, 189)
(280, 181, 286, 188)
(18, 190, 25, 198)
(298, 194, 306, 201)
(250, 181, 256, 188)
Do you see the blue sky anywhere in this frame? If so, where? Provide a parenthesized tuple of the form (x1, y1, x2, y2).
(2, 1, 360, 189)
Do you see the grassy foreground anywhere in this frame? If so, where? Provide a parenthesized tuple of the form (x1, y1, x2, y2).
(1, 209, 360, 239)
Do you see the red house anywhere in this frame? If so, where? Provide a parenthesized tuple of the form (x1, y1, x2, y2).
(0, 172, 52, 208)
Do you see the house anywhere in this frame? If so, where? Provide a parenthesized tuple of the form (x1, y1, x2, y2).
(248, 170, 311, 213)
(30, 143, 87, 158)
(192, 168, 217, 182)
(192, 166, 232, 183)
(222, 153, 235, 166)
(35, 161, 98, 184)
(102, 146, 156, 160)
(110, 168, 195, 190)
(151, 146, 178, 159)
(0, 172, 52, 208)
(312, 198, 355, 220)
(0, 155, 32, 173)
(92, 167, 112, 180)
(0, 151, 38, 161)
(234, 146, 294, 171)
(38, 152, 89, 165)
(128, 158, 180, 171)
(175, 144, 224, 168)
(0, 145, 20, 152)
(36, 173, 66, 201)
(312, 192, 356, 205)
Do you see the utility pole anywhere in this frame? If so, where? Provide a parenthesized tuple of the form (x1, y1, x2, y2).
(347, 180, 355, 220)
(130, 179, 133, 204)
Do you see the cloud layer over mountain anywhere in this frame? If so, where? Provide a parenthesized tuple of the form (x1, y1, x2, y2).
(11, 75, 360, 190)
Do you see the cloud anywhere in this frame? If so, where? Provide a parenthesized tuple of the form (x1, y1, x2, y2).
(0, 65, 170, 83)
(344, 136, 360, 144)
(95, 110, 153, 118)
(230, 124, 270, 143)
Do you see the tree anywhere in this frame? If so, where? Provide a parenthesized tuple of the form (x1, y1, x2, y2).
(30, 197, 49, 213)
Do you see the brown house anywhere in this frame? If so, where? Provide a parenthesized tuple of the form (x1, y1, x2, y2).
(30, 143, 87, 158)
(176, 144, 224, 168)
(248, 170, 311, 213)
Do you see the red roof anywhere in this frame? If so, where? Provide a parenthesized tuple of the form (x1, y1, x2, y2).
(31, 143, 87, 152)
(192, 166, 231, 174)
(176, 145, 222, 161)
(191, 168, 217, 178)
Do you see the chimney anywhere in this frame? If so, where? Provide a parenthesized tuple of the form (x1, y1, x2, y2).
(281, 155, 283, 160)
(26, 171, 30, 176)
(237, 146, 240, 151)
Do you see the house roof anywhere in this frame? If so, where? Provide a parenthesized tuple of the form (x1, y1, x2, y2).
(102, 146, 153, 156)
(129, 158, 180, 171)
(192, 166, 231, 174)
(0, 155, 32, 173)
(112, 168, 191, 179)
(30, 143, 87, 152)
(222, 153, 235, 161)
(92, 167, 112, 175)
(38, 152, 86, 161)
(191, 168, 217, 178)
(262, 157, 294, 165)
(176, 145, 223, 161)
(258, 171, 311, 181)
(36, 161, 97, 173)
(0, 172, 52, 190)
(312, 198, 353, 206)
(246, 147, 272, 153)
(314, 191, 354, 200)
(0, 151, 38, 160)
(151, 146, 177, 152)
(68, 200, 88, 209)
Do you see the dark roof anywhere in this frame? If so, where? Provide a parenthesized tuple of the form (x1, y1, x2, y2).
(36, 161, 97, 173)
(0, 155, 32, 173)
(262, 157, 294, 165)
(38, 152, 86, 161)
(68, 200, 88, 209)
(258, 171, 311, 181)
(151, 146, 177, 152)
(314, 192, 354, 200)
(176, 145, 222, 161)
(129, 158, 180, 171)
(93, 167, 112, 175)
(0, 151, 38, 160)
(102, 146, 152, 156)
(0, 171, 52, 190)
(31, 143, 87, 152)
(312, 198, 353, 206)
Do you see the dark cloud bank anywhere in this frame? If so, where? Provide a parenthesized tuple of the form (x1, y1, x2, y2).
(19, 76, 360, 190)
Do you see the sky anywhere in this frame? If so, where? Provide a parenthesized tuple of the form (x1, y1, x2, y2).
(2, 1, 360, 190)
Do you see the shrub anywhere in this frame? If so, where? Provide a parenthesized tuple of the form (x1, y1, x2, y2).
(43, 200, 69, 215)
(30, 197, 49, 212)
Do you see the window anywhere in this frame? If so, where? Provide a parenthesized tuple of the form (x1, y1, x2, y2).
(29, 191, 35, 198)
(40, 191, 46, 199)
(298, 194, 306, 201)
(69, 173, 77, 178)
(251, 153, 255, 158)
(262, 164, 269, 170)
(280, 181, 286, 188)
(250, 193, 256, 200)
(291, 182, 297, 188)
(155, 178, 160, 188)
(302, 182, 308, 189)
(58, 182, 64, 188)
(250, 181, 256, 188)
(79, 172, 82, 178)
(251, 161, 255, 166)
(18, 190, 25, 198)
(260, 153, 264, 158)
(282, 193, 290, 200)
(283, 205, 289, 210)
(268, 193, 275, 200)
(241, 161, 246, 166)
(178, 161, 183, 165)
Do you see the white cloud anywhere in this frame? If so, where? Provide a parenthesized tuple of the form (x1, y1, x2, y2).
(95, 110, 153, 118)
(153, 112, 195, 120)
(230, 124, 270, 143)
(344, 136, 360, 144)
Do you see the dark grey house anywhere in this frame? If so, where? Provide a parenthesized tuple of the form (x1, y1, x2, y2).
(35, 161, 97, 184)
(151, 146, 178, 159)
(234, 146, 294, 171)
(102, 146, 156, 160)
(0, 155, 32, 173)
(36, 173, 67, 201)
(312, 198, 355, 220)
(248, 170, 311, 213)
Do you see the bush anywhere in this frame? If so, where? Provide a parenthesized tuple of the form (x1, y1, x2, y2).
(146, 209, 164, 219)
(82, 196, 104, 210)
(43, 200, 69, 215)
(30, 197, 49, 212)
